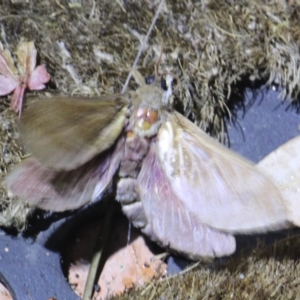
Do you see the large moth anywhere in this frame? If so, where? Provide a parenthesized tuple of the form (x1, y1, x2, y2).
(4, 73, 290, 260)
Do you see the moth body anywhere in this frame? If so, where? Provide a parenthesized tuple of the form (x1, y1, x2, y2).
(117, 84, 167, 232)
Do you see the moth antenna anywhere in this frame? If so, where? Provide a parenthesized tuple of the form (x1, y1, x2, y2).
(121, 0, 166, 94)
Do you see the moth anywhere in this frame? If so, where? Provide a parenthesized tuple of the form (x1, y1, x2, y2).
(4, 72, 291, 260)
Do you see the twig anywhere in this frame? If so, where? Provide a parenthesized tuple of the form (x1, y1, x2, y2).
(82, 200, 114, 300)
(121, 0, 166, 94)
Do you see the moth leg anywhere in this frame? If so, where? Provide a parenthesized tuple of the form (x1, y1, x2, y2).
(117, 177, 147, 228)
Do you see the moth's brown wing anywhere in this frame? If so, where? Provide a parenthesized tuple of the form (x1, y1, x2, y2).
(156, 112, 289, 234)
(20, 96, 128, 170)
(4, 137, 125, 211)
(138, 145, 236, 259)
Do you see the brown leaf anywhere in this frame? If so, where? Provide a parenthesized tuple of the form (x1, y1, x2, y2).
(64, 216, 167, 299)
(0, 282, 12, 300)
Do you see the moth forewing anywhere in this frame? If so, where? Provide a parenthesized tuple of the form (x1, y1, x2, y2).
(137, 144, 237, 260)
(156, 111, 290, 233)
(19, 96, 128, 171)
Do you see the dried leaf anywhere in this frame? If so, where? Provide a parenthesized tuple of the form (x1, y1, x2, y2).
(0, 282, 12, 300)
(65, 217, 167, 299)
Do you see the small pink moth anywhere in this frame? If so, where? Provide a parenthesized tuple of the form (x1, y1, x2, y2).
(0, 41, 50, 116)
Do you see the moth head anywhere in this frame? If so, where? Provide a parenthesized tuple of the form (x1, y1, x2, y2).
(129, 70, 175, 137)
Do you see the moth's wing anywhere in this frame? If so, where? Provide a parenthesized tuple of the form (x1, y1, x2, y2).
(257, 135, 300, 227)
(156, 112, 289, 233)
(20, 96, 128, 170)
(138, 145, 236, 259)
(4, 137, 125, 211)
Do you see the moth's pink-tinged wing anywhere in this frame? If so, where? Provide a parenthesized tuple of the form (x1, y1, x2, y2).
(16, 41, 37, 75)
(28, 65, 50, 90)
(0, 44, 18, 79)
(5, 137, 124, 211)
(0, 74, 19, 95)
(156, 112, 289, 234)
(138, 145, 236, 259)
(20, 96, 128, 171)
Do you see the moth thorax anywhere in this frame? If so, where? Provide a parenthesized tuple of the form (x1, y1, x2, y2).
(131, 107, 161, 137)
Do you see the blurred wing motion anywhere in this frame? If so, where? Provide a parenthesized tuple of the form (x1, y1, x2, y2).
(138, 145, 236, 259)
(20, 96, 128, 170)
(257, 135, 300, 227)
(5, 96, 127, 210)
(5, 137, 125, 211)
(137, 111, 290, 257)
